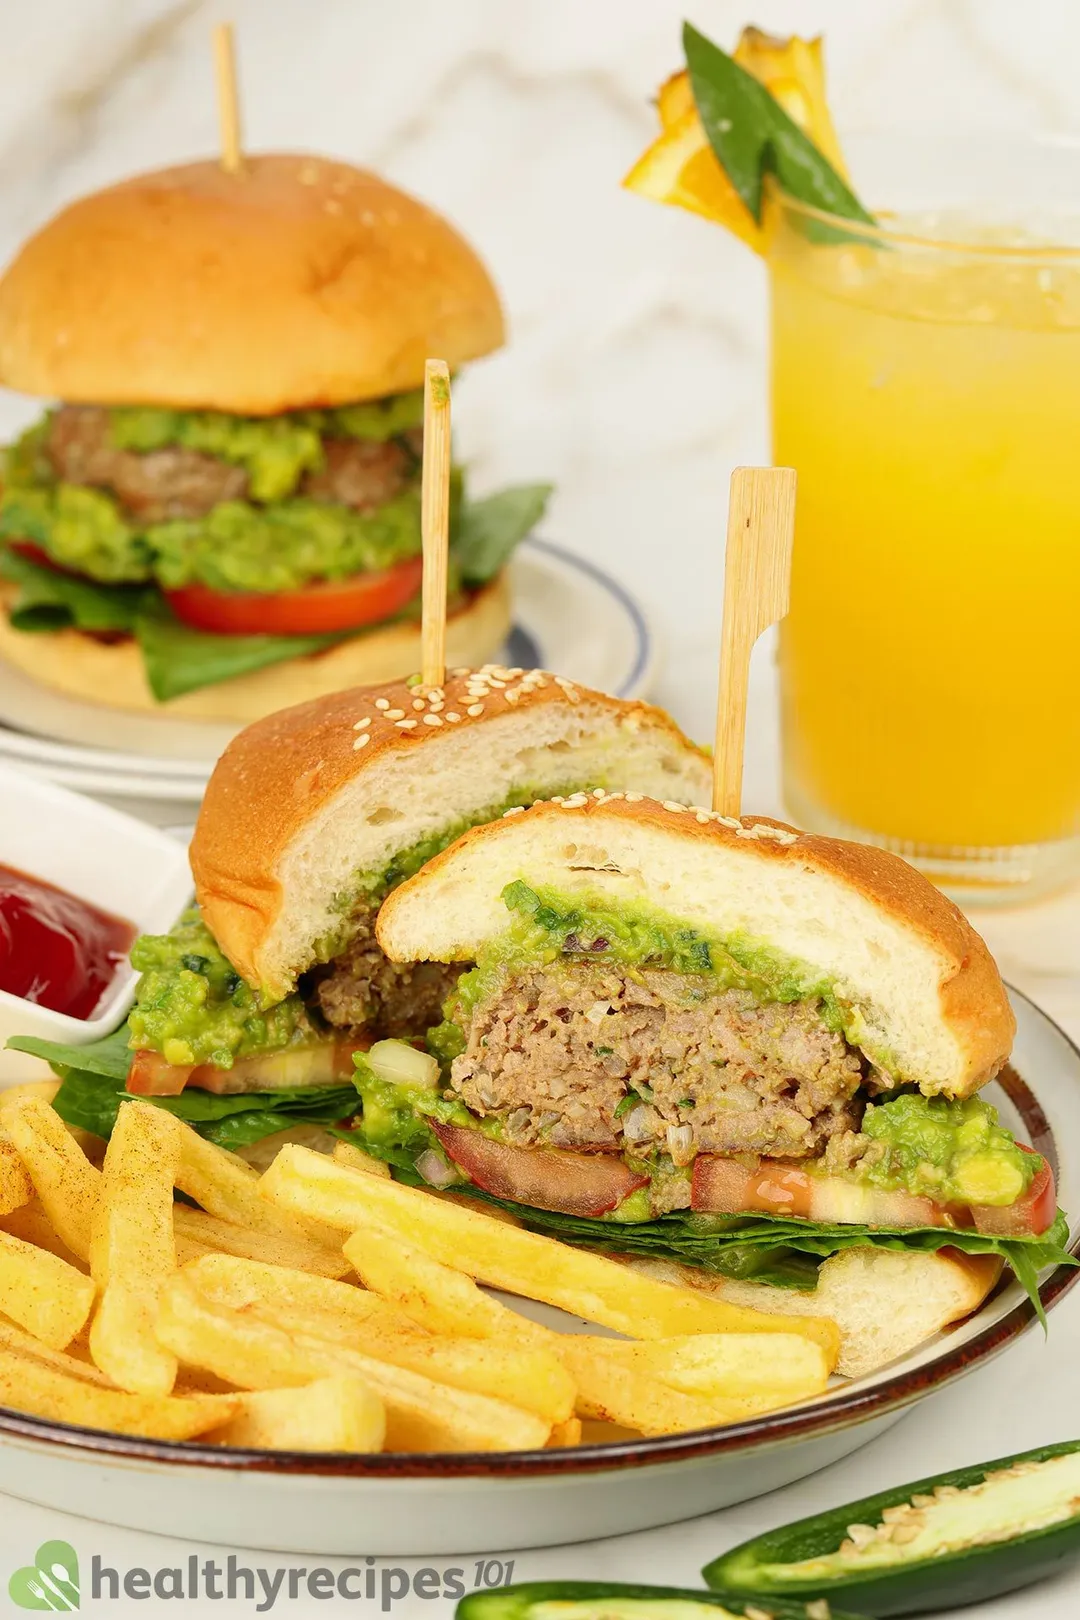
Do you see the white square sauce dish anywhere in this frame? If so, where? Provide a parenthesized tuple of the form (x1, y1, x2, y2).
(0, 761, 192, 1081)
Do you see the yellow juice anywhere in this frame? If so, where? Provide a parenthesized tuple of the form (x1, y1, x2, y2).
(772, 212, 1080, 859)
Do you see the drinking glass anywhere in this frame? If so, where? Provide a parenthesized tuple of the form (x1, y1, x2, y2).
(769, 133, 1080, 902)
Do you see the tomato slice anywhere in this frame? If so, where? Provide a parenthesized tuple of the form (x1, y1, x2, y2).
(691, 1148, 1057, 1237)
(8, 542, 68, 574)
(970, 1147, 1056, 1237)
(164, 554, 424, 636)
(127, 1042, 357, 1097)
(431, 1123, 649, 1217)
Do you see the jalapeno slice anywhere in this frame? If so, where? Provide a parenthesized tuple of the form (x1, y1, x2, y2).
(456, 1579, 867, 1620)
(703, 1440, 1080, 1616)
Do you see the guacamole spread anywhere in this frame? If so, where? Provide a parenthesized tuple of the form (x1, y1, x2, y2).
(107, 391, 424, 500)
(448, 880, 852, 1034)
(856, 1092, 1037, 1206)
(129, 909, 314, 1068)
(0, 390, 430, 592)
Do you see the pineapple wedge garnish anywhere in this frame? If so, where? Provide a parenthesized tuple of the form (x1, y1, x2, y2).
(624, 26, 848, 253)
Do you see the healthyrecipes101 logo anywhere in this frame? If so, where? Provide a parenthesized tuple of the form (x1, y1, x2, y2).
(10, 1540, 81, 1610)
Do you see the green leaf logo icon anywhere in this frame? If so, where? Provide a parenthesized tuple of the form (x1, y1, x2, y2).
(9, 1541, 80, 1610)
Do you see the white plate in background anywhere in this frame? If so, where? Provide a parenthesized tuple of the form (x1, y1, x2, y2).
(0, 540, 659, 807)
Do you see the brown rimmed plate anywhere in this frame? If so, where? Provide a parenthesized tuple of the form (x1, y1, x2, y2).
(0, 987, 1074, 1556)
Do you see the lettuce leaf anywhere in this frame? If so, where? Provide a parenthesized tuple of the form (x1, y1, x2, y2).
(0, 478, 547, 699)
(7, 1028, 360, 1150)
(455, 484, 552, 585)
(354, 1101, 1075, 1322)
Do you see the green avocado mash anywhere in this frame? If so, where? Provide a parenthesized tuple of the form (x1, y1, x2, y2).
(129, 909, 314, 1068)
(106, 391, 424, 501)
(0, 482, 153, 583)
(447, 880, 852, 1036)
(0, 390, 431, 592)
(150, 487, 422, 593)
(857, 1092, 1037, 1206)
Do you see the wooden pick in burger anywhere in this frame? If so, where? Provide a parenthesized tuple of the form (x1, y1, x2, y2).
(213, 22, 244, 175)
(713, 466, 797, 816)
(420, 358, 453, 689)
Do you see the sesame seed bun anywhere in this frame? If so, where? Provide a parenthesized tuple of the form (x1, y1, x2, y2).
(0, 576, 511, 723)
(190, 673, 713, 999)
(0, 154, 504, 412)
(376, 793, 1015, 1099)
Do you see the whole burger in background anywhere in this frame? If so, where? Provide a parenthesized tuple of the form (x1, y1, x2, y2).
(0, 154, 549, 720)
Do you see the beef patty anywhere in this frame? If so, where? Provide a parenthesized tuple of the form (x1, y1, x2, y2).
(313, 912, 462, 1041)
(47, 406, 416, 522)
(451, 964, 866, 1161)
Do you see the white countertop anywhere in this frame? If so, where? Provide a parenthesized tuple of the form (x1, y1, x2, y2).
(2, 0, 1080, 1609)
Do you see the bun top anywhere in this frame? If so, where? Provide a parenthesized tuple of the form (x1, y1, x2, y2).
(376, 792, 1015, 1099)
(0, 155, 504, 412)
(190, 669, 712, 999)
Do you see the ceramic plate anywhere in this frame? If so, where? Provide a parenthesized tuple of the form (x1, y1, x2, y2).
(0, 539, 658, 799)
(0, 986, 1074, 1557)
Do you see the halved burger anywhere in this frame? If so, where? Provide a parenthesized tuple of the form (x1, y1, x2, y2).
(0, 155, 547, 720)
(368, 792, 1072, 1359)
(9, 670, 711, 1159)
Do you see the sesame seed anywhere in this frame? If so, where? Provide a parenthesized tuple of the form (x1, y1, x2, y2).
(695, 812, 710, 824)
(412, 698, 425, 712)
(624, 792, 644, 803)
(375, 698, 390, 710)
(352, 717, 371, 730)
(385, 708, 405, 721)
(663, 800, 687, 813)
(592, 788, 606, 799)
(445, 712, 461, 723)
(467, 703, 484, 717)
(423, 714, 443, 726)
(352, 735, 370, 749)
(395, 719, 418, 729)
(502, 805, 526, 817)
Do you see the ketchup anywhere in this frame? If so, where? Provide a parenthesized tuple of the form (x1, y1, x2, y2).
(0, 864, 135, 1020)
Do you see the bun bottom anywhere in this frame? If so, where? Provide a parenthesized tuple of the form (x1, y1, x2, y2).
(0, 575, 511, 724)
(622, 1247, 1002, 1378)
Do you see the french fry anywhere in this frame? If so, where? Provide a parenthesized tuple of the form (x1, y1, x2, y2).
(343, 1229, 824, 1433)
(0, 1315, 114, 1386)
(343, 1227, 541, 1342)
(0, 1341, 238, 1439)
(0, 1085, 103, 1159)
(0, 1080, 60, 1118)
(172, 1206, 352, 1279)
(332, 1140, 391, 1179)
(157, 1275, 549, 1452)
(183, 1255, 575, 1424)
(266, 1148, 838, 1360)
(182, 1254, 406, 1334)
(0, 1228, 96, 1349)
(89, 1101, 181, 1395)
(176, 1128, 341, 1250)
(0, 1200, 88, 1270)
(590, 1332, 830, 1402)
(0, 1131, 34, 1216)
(548, 1417, 583, 1447)
(3, 1099, 100, 1260)
(210, 1376, 386, 1453)
(553, 1339, 736, 1434)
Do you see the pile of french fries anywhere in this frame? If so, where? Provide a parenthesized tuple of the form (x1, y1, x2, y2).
(0, 1082, 840, 1454)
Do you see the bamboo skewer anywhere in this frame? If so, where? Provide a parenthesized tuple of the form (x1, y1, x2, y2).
(713, 466, 797, 817)
(420, 359, 453, 689)
(213, 23, 244, 175)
